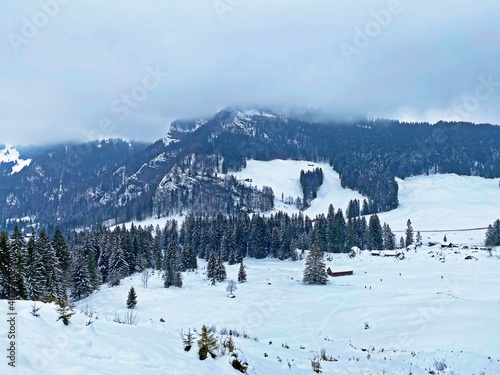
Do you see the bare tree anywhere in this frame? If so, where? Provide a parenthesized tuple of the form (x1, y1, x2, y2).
(226, 280, 237, 297)
(141, 269, 151, 288)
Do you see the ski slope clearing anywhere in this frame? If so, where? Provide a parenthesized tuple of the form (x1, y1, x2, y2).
(230, 160, 367, 217)
(379, 174, 500, 245)
(2, 247, 499, 375)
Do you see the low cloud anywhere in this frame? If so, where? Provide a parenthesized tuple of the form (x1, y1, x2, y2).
(1, 0, 499, 145)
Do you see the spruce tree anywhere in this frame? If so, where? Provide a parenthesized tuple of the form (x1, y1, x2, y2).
(0, 231, 12, 299)
(52, 230, 71, 286)
(27, 231, 45, 301)
(107, 237, 129, 286)
(382, 223, 396, 250)
(173, 270, 183, 288)
(207, 253, 217, 281)
(56, 297, 75, 325)
(10, 226, 28, 299)
(163, 260, 175, 288)
(302, 243, 327, 285)
(37, 230, 65, 302)
(415, 231, 422, 247)
(71, 247, 93, 300)
(237, 262, 247, 283)
(215, 256, 227, 282)
(183, 328, 195, 351)
(368, 215, 383, 250)
(127, 287, 137, 309)
(88, 249, 102, 290)
(197, 325, 218, 360)
(405, 219, 414, 247)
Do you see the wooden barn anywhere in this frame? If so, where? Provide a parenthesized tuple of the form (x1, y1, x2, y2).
(327, 267, 354, 277)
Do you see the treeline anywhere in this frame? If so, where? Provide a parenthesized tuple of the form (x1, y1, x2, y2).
(0, 207, 398, 302)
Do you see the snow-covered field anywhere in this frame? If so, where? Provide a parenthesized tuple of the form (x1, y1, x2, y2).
(2, 248, 499, 375)
(379, 174, 500, 245)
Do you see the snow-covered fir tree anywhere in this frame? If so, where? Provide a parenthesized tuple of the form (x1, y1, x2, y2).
(9, 226, 28, 299)
(405, 219, 414, 247)
(37, 230, 65, 302)
(382, 223, 396, 250)
(415, 231, 423, 247)
(52, 230, 71, 286)
(215, 256, 227, 282)
(0, 231, 12, 299)
(107, 237, 129, 286)
(197, 325, 218, 360)
(71, 246, 93, 300)
(303, 243, 327, 285)
(127, 287, 137, 309)
(238, 261, 247, 283)
(207, 253, 217, 281)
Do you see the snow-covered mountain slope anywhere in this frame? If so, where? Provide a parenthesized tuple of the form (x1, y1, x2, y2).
(229, 160, 367, 217)
(0, 145, 31, 174)
(378, 174, 500, 244)
(2, 248, 499, 374)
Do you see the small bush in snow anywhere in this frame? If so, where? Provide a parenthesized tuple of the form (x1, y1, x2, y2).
(30, 302, 41, 317)
(311, 354, 322, 373)
(432, 358, 447, 373)
(55, 298, 75, 325)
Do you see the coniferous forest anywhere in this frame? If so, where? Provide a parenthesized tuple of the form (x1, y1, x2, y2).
(0, 205, 401, 302)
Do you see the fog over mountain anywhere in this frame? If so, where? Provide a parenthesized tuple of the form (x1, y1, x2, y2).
(1, 0, 499, 145)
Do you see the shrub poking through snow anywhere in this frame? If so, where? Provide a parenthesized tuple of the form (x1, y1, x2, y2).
(231, 350, 249, 373)
(56, 298, 75, 325)
(183, 328, 195, 352)
(311, 354, 322, 373)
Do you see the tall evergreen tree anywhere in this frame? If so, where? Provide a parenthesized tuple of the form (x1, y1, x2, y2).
(405, 219, 414, 247)
(302, 243, 327, 285)
(215, 256, 227, 282)
(382, 223, 396, 250)
(9, 226, 28, 299)
(107, 237, 129, 286)
(27, 231, 45, 301)
(368, 215, 383, 250)
(163, 260, 173, 288)
(87, 248, 102, 290)
(206, 253, 217, 281)
(237, 261, 247, 283)
(52, 230, 71, 286)
(0, 231, 12, 299)
(71, 246, 93, 300)
(415, 231, 423, 247)
(37, 230, 65, 302)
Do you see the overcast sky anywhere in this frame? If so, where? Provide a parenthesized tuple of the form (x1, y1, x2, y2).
(1, 0, 499, 145)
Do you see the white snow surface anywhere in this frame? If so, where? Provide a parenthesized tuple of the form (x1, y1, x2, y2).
(230, 160, 367, 217)
(378, 174, 500, 245)
(0, 145, 31, 174)
(2, 248, 499, 374)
